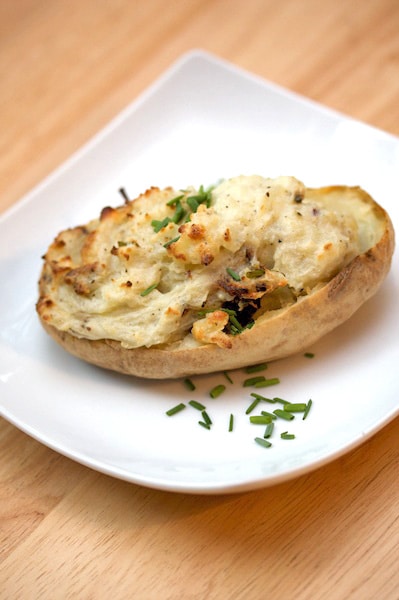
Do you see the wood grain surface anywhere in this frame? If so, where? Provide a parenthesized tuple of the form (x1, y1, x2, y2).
(1, 1, 398, 598)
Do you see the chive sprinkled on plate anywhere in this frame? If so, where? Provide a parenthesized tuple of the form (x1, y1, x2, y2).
(264, 422, 274, 438)
(140, 282, 158, 296)
(198, 421, 211, 430)
(284, 403, 307, 412)
(223, 371, 233, 384)
(250, 415, 273, 424)
(261, 410, 276, 420)
(254, 377, 280, 388)
(229, 414, 234, 432)
(303, 399, 313, 420)
(273, 408, 295, 421)
(209, 384, 226, 398)
(255, 437, 272, 448)
(243, 376, 266, 387)
(166, 403, 186, 416)
(281, 432, 296, 440)
(183, 378, 196, 391)
(250, 392, 276, 403)
(273, 397, 289, 405)
(245, 397, 261, 414)
(201, 410, 212, 426)
(188, 400, 206, 411)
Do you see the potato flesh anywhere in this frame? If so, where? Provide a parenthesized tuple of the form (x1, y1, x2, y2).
(37, 176, 366, 350)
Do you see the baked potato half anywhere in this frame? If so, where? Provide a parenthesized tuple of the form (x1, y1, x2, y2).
(37, 175, 394, 378)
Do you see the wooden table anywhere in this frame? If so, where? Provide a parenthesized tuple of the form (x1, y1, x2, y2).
(1, 1, 398, 598)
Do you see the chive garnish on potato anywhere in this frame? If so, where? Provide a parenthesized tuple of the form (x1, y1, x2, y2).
(226, 267, 241, 281)
(140, 282, 158, 296)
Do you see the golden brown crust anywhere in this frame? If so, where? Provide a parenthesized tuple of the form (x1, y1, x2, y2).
(37, 184, 395, 378)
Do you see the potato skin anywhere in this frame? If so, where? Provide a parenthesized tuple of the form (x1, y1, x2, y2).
(37, 185, 395, 379)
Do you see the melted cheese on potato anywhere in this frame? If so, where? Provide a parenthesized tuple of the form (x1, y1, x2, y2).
(37, 175, 360, 349)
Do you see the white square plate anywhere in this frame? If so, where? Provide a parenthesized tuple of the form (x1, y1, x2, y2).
(1, 50, 398, 494)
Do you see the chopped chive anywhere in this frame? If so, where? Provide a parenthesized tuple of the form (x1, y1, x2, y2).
(250, 392, 276, 403)
(273, 397, 289, 405)
(198, 421, 211, 430)
(209, 384, 226, 398)
(151, 217, 171, 232)
(223, 371, 233, 384)
(255, 437, 272, 448)
(186, 196, 199, 212)
(261, 410, 277, 420)
(171, 199, 186, 224)
(250, 415, 273, 424)
(254, 377, 280, 388)
(183, 378, 196, 391)
(284, 403, 308, 412)
(117, 240, 127, 247)
(226, 267, 241, 281)
(303, 399, 313, 420)
(166, 194, 184, 206)
(119, 187, 130, 203)
(281, 432, 296, 440)
(245, 363, 268, 373)
(186, 185, 214, 211)
(166, 403, 186, 416)
(140, 282, 158, 296)
(228, 414, 234, 432)
(273, 408, 295, 421)
(304, 352, 315, 358)
(245, 397, 261, 414)
(246, 268, 265, 278)
(243, 376, 266, 387)
(228, 313, 243, 331)
(201, 410, 212, 426)
(163, 235, 180, 248)
(264, 422, 275, 438)
(188, 400, 206, 411)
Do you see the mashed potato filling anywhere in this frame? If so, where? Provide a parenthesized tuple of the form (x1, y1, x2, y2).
(37, 175, 360, 349)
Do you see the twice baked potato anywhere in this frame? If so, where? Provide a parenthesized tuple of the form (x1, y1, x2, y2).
(37, 175, 394, 378)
